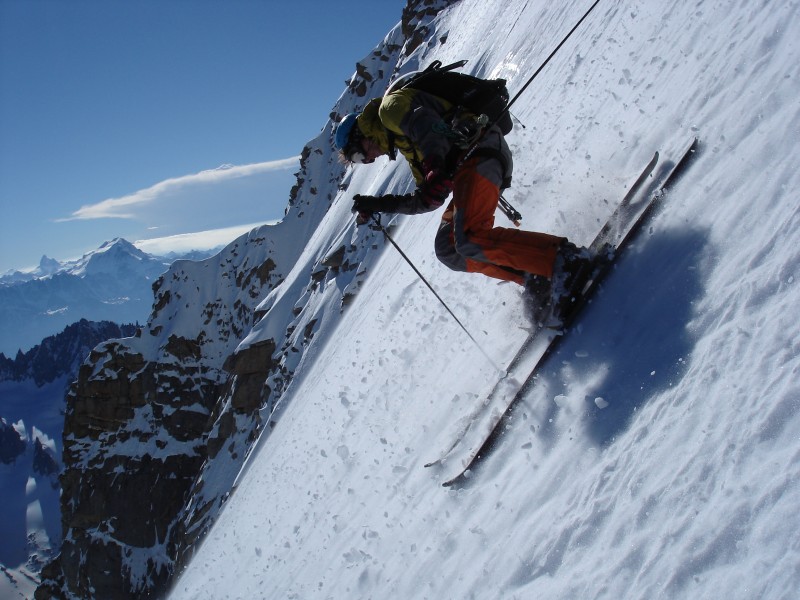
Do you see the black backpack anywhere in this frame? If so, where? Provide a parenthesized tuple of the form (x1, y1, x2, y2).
(386, 60, 513, 135)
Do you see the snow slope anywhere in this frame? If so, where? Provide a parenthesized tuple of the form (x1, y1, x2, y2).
(173, 1, 800, 599)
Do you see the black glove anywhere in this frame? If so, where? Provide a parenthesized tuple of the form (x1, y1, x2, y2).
(419, 156, 453, 208)
(352, 194, 381, 225)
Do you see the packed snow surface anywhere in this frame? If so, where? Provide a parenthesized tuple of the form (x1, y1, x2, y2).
(173, 1, 799, 599)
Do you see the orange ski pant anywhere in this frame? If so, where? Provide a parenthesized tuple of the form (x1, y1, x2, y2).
(434, 161, 563, 285)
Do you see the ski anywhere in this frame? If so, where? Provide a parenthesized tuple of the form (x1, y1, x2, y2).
(434, 138, 699, 487)
(423, 150, 661, 472)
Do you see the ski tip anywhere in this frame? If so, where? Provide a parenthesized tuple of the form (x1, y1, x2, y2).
(442, 469, 473, 488)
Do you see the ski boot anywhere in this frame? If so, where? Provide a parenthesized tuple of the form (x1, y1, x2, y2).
(522, 273, 553, 328)
(550, 241, 594, 327)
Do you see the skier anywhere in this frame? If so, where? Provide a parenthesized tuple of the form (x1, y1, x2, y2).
(334, 85, 590, 323)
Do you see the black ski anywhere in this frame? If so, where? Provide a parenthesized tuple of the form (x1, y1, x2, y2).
(437, 139, 699, 487)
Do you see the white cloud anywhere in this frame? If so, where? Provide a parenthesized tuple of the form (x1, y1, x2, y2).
(133, 222, 277, 256)
(58, 157, 299, 222)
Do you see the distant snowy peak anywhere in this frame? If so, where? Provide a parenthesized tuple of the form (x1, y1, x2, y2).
(71, 238, 161, 277)
(1, 238, 161, 284)
(0, 238, 203, 356)
(38, 255, 61, 276)
(93, 237, 144, 256)
(0, 254, 64, 283)
(0, 238, 224, 286)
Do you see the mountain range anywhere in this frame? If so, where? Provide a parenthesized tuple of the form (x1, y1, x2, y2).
(0, 238, 220, 357)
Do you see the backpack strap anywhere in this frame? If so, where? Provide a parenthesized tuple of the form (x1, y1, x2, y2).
(383, 60, 470, 162)
(386, 129, 397, 161)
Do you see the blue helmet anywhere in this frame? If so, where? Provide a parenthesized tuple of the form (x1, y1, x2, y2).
(334, 112, 360, 150)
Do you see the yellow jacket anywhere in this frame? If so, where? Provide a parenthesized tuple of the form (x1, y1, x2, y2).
(356, 88, 454, 183)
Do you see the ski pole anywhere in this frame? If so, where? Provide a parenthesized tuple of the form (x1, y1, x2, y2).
(459, 0, 603, 169)
(370, 214, 504, 373)
(504, 0, 602, 116)
(498, 195, 522, 226)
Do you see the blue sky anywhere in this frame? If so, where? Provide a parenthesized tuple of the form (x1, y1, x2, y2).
(0, 0, 402, 272)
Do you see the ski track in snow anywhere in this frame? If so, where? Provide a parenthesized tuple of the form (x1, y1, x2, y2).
(171, 1, 800, 599)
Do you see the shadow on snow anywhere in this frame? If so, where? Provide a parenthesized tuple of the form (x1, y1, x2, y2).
(537, 224, 711, 449)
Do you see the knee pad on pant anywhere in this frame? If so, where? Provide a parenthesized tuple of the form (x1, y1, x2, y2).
(453, 229, 490, 264)
(434, 223, 467, 273)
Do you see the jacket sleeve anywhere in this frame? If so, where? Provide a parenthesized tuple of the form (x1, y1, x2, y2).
(355, 192, 440, 216)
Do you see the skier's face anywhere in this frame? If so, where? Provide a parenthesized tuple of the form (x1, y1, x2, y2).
(349, 137, 384, 164)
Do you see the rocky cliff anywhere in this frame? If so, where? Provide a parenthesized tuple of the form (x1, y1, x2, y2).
(35, 2, 458, 597)
(0, 319, 137, 386)
(1, 319, 137, 598)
